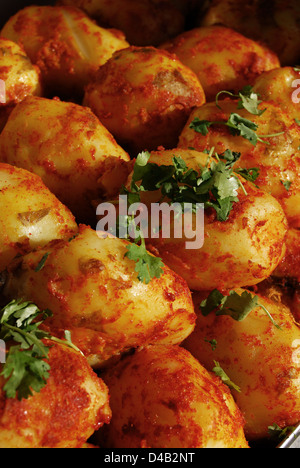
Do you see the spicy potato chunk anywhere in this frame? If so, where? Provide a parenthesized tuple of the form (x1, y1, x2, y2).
(253, 67, 300, 121)
(200, 0, 300, 66)
(0, 5, 129, 98)
(159, 26, 280, 102)
(95, 345, 249, 448)
(0, 37, 42, 106)
(0, 341, 111, 448)
(0, 163, 77, 273)
(184, 289, 300, 441)
(178, 99, 300, 227)
(3, 225, 196, 368)
(57, 0, 185, 46)
(83, 46, 205, 155)
(124, 148, 288, 291)
(0, 96, 130, 224)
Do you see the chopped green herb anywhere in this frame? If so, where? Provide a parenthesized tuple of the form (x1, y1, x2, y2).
(34, 252, 50, 272)
(281, 179, 292, 191)
(200, 289, 281, 329)
(204, 338, 217, 351)
(212, 360, 241, 392)
(0, 299, 82, 400)
(125, 234, 164, 285)
(268, 423, 296, 441)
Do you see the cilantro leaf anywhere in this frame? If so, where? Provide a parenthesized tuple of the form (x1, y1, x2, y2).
(0, 299, 82, 400)
(212, 361, 241, 392)
(281, 179, 292, 191)
(125, 237, 164, 284)
(200, 289, 281, 328)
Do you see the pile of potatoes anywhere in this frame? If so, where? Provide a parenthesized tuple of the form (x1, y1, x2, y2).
(0, 0, 299, 449)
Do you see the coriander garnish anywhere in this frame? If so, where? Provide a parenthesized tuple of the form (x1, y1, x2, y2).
(0, 299, 82, 400)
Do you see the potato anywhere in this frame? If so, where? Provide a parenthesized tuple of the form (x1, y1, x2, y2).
(178, 100, 300, 227)
(3, 225, 196, 368)
(95, 344, 249, 448)
(83, 46, 205, 155)
(200, 0, 300, 66)
(253, 67, 300, 120)
(159, 26, 280, 102)
(183, 288, 300, 440)
(0, 341, 111, 448)
(126, 147, 287, 291)
(57, 0, 185, 47)
(272, 228, 300, 283)
(0, 95, 131, 224)
(0, 5, 129, 98)
(0, 37, 42, 106)
(0, 163, 78, 273)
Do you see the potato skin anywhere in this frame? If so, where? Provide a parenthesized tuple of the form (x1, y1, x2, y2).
(0, 95, 130, 224)
(3, 225, 196, 367)
(0, 37, 42, 106)
(184, 289, 300, 440)
(96, 344, 249, 448)
(160, 26, 280, 102)
(130, 148, 288, 291)
(272, 228, 300, 283)
(83, 46, 205, 155)
(200, 0, 300, 66)
(58, 0, 185, 47)
(0, 163, 78, 273)
(253, 67, 300, 120)
(1, 5, 129, 98)
(0, 341, 111, 448)
(178, 100, 300, 227)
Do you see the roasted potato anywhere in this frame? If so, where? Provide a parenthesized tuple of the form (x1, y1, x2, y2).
(0, 5, 129, 98)
(83, 46, 205, 155)
(0, 37, 42, 106)
(3, 224, 196, 367)
(95, 344, 249, 448)
(159, 25, 280, 102)
(200, 0, 300, 66)
(126, 147, 288, 291)
(178, 100, 300, 227)
(0, 37, 42, 132)
(0, 340, 111, 448)
(253, 66, 300, 120)
(0, 95, 131, 224)
(0, 163, 78, 273)
(57, 0, 185, 47)
(184, 288, 300, 441)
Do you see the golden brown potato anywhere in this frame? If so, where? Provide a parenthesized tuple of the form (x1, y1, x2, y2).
(95, 344, 249, 448)
(0, 163, 78, 273)
(200, 0, 300, 66)
(83, 46, 205, 155)
(253, 66, 300, 120)
(0, 37, 42, 106)
(0, 341, 111, 448)
(184, 288, 300, 441)
(0, 5, 129, 98)
(178, 100, 300, 227)
(0, 95, 131, 224)
(3, 225, 196, 368)
(57, 0, 185, 46)
(159, 25, 280, 102)
(126, 147, 288, 291)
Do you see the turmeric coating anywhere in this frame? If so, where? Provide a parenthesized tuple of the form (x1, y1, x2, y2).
(0, 341, 111, 448)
